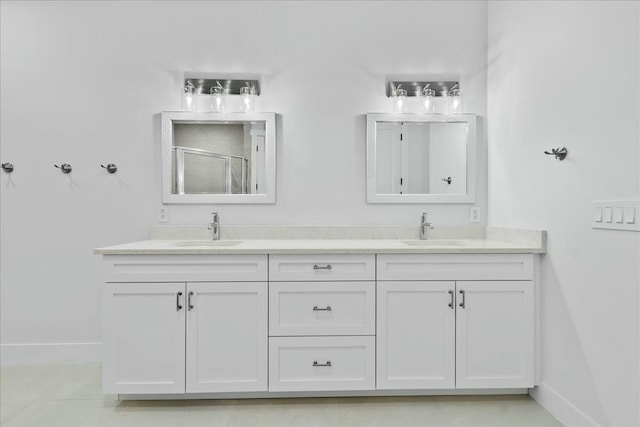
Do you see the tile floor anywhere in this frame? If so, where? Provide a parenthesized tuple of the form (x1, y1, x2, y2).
(0, 364, 562, 427)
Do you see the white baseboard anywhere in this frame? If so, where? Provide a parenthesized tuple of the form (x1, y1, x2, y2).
(0, 342, 102, 366)
(530, 382, 599, 427)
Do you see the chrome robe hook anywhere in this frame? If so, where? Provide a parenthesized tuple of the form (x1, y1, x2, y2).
(101, 163, 117, 174)
(544, 147, 568, 161)
(54, 164, 72, 173)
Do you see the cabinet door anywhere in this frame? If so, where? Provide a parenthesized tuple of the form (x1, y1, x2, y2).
(456, 281, 534, 388)
(102, 283, 186, 394)
(186, 282, 267, 392)
(377, 281, 455, 389)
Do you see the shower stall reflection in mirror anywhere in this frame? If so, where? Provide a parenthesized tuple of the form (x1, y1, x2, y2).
(161, 112, 276, 204)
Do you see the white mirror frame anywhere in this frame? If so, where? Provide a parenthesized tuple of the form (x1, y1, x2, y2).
(366, 113, 477, 204)
(161, 111, 276, 204)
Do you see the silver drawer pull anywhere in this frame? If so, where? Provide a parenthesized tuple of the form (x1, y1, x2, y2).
(313, 361, 332, 367)
(176, 291, 183, 311)
(313, 305, 332, 312)
(313, 264, 332, 270)
(188, 291, 194, 311)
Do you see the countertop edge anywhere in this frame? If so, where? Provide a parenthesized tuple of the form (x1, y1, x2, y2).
(93, 247, 546, 255)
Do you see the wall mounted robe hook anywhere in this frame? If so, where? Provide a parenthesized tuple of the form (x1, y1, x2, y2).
(1, 163, 14, 173)
(101, 163, 117, 174)
(54, 164, 72, 173)
(544, 147, 568, 161)
(441, 177, 452, 185)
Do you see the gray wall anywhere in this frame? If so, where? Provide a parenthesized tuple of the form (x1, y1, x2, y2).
(0, 1, 487, 360)
(487, 1, 640, 425)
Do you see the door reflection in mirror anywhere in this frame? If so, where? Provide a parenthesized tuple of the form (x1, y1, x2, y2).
(375, 121, 467, 195)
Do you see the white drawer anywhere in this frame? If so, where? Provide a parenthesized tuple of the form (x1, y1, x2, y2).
(268, 336, 375, 392)
(269, 282, 375, 336)
(377, 254, 534, 281)
(268, 255, 375, 281)
(103, 255, 268, 283)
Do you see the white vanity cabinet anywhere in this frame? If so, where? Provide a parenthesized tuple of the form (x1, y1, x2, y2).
(101, 255, 268, 395)
(99, 250, 538, 397)
(267, 255, 376, 392)
(376, 254, 535, 390)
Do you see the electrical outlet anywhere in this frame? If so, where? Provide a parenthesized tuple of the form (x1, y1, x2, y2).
(470, 207, 480, 223)
(158, 206, 169, 223)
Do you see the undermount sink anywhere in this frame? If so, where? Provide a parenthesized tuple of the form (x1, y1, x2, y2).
(174, 240, 242, 247)
(402, 240, 468, 247)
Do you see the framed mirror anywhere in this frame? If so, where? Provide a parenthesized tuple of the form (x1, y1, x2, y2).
(161, 112, 276, 204)
(366, 113, 476, 203)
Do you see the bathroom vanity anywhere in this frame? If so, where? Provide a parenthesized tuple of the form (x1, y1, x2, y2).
(94, 226, 545, 399)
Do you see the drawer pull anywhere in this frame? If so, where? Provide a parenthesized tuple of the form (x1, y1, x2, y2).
(176, 291, 183, 311)
(313, 264, 332, 270)
(188, 291, 194, 311)
(459, 289, 466, 309)
(313, 360, 332, 367)
(313, 305, 332, 312)
(448, 290, 454, 309)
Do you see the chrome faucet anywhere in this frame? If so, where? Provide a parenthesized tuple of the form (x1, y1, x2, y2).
(208, 212, 220, 240)
(420, 212, 434, 240)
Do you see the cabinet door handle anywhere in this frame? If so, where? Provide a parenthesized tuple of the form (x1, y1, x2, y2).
(188, 291, 194, 311)
(176, 291, 183, 311)
(313, 305, 332, 312)
(459, 290, 465, 309)
(313, 264, 332, 270)
(448, 290, 454, 309)
(313, 360, 332, 367)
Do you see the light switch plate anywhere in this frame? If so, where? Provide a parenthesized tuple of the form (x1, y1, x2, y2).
(592, 201, 640, 231)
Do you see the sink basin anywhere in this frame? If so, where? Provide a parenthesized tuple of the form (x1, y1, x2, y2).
(174, 240, 242, 247)
(402, 240, 468, 247)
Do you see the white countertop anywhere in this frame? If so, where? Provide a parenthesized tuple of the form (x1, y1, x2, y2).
(94, 238, 545, 255)
(94, 226, 546, 255)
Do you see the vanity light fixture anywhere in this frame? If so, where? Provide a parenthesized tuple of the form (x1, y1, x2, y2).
(181, 78, 261, 112)
(386, 80, 459, 114)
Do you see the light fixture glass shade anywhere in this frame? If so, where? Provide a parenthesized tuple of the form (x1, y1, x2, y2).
(210, 83, 226, 113)
(391, 88, 407, 114)
(422, 87, 435, 114)
(182, 84, 195, 111)
(449, 88, 463, 114)
(240, 84, 257, 113)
